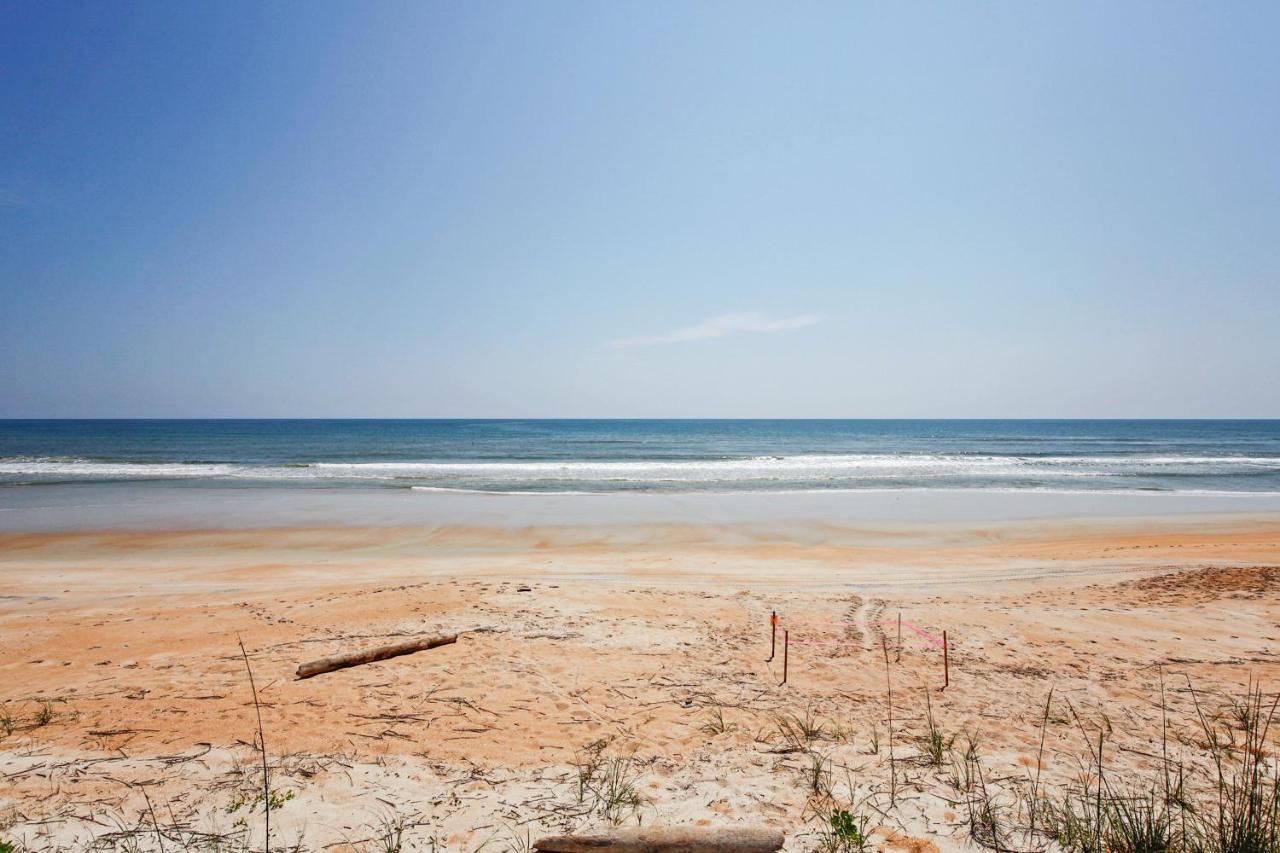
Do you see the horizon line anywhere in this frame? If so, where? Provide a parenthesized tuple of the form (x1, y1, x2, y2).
(3, 417, 1280, 423)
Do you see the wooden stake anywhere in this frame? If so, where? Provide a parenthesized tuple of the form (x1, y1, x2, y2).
(767, 611, 777, 662)
(896, 611, 902, 663)
(942, 629, 949, 689)
(779, 630, 789, 686)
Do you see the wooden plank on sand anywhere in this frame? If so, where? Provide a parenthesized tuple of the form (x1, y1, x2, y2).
(295, 634, 458, 679)
(533, 827, 784, 853)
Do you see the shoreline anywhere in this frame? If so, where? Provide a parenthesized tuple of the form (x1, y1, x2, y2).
(6, 482, 1280, 533)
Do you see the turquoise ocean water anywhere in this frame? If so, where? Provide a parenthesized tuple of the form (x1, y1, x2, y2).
(2, 420, 1279, 496)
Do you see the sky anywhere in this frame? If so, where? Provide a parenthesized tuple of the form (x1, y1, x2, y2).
(1, 2, 1278, 418)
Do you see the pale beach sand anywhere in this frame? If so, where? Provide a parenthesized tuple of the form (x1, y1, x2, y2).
(3, 497, 1280, 851)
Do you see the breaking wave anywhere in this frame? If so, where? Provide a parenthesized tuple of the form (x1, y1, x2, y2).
(2, 452, 1278, 494)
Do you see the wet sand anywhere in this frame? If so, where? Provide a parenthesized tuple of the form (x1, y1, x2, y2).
(2, 506, 1280, 851)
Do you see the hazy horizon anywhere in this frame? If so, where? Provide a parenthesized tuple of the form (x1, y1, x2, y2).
(4, 417, 1280, 422)
(3, 2, 1278, 419)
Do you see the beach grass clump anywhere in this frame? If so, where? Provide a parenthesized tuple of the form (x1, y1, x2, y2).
(1188, 683, 1280, 853)
(805, 750, 833, 798)
(949, 734, 982, 795)
(916, 692, 954, 767)
(953, 735, 1012, 851)
(33, 700, 54, 728)
(1034, 780, 1178, 853)
(828, 719, 856, 744)
(775, 705, 829, 751)
(571, 740, 644, 825)
(0, 704, 13, 737)
(1018, 682, 1280, 853)
(920, 722, 953, 767)
(700, 704, 732, 736)
(1107, 786, 1179, 853)
(573, 740, 608, 804)
(369, 810, 411, 853)
(590, 755, 645, 825)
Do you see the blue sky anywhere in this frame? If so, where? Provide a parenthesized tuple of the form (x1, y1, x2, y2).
(2, 2, 1277, 417)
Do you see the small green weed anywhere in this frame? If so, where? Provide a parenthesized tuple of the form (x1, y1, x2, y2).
(226, 789, 295, 814)
(818, 805, 873, 853)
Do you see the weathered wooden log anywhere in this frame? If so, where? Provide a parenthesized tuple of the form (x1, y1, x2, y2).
(295, 634, 458, 679)
(533, 827, 784, 853)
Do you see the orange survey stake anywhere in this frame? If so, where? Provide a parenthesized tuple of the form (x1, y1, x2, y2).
(766, 610, 778, 662)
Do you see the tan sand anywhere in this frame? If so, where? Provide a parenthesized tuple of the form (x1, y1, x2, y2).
(2, 514, 1279, 851)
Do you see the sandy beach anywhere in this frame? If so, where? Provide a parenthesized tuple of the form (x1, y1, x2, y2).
(4, 499, 1280, 852)
(6, 0, 1279, 845)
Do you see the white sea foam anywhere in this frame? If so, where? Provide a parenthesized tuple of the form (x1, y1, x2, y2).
(409, 486, 602, 496)
(2, 453, 1276, 490)
(312, 454, 1279, 473)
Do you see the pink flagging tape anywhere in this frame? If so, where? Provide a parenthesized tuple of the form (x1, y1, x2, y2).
(876, 619, 946, 649)
(773, 615, 946, 649)
(788, 636, 936, 649)
(775, 618, 871, 626)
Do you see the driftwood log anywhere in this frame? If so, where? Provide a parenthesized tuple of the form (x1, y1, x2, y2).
(295, 634, 458, 679)
(533, 828, 784, 853)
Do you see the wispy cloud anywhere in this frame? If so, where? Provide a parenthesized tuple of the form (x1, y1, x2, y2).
(610, 310, 822, 348)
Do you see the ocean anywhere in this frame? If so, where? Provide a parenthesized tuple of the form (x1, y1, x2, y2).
(2, 419, 1280, 496)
